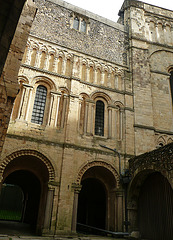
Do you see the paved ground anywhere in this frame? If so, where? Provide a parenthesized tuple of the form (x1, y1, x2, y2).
(0, 221, 126, 240)
(0, 237, 125, 240)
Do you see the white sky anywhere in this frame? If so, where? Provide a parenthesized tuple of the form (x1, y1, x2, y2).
(64, 0, 173, 22)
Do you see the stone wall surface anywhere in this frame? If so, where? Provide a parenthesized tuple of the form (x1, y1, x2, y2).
(0, 0, 173, 237)
(31, 0, 128, 66)
(0, 0, 36, 155)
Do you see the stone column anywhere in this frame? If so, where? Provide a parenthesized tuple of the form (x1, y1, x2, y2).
(25, 86, 33, 121)
(61, 95, 68, 128)
(19, 84, 33, 121)
(43, 187, 54, 230)
(71, 183, 82, 232)
(86, 100, 95, 135)
(116, 189, 124, 232)
(84, 102, 89, 134)
(128, 200, 139, 237)
(43, 181, 60, 234)
(54, 94, 61, 127)
(108, 106, 112, 138)
(47, 92, 54, 126)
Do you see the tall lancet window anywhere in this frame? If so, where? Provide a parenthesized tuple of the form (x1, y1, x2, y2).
(95, 100, 104, 136)
(73, 17, 79, 30)
(31, 85, 47, 124)
(81, 20, 86, 32)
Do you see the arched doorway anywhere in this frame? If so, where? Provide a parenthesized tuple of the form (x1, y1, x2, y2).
(0, 151, 53, 235)
(77, 178, 106, 229)
(76, 165, 120, 232)
(138, 172, 173, 240)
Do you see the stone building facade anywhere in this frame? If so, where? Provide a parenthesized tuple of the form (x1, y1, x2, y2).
(0, 0, 36, 155)
(0, 0, 173, 239)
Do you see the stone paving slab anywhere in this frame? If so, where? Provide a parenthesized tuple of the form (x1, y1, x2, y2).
(0, 235, 125, 240)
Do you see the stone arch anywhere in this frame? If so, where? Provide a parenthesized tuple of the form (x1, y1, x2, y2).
(18, 76, 29, 85)
(32, 76, 56, 91)
(167, 138, 173, 144)
(114, 101, 124, 109)
(156, 135, 166, 147)
(128, 167, 173, 205)
(91, 91, 112, 104)
(76, 160, 120, 187)
(128, 169, 173, 238)
(79, 92, 90, 100)
(0, 149, 55, 182)
(149, 50, 173, 73)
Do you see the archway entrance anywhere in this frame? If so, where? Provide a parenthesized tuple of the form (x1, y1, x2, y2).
(138, 172, 173, 240)
(0, 170, 41, 228)
(77, 165, 119, 232)
(77, 178, 106, 229)
(0, 152, 51, 235)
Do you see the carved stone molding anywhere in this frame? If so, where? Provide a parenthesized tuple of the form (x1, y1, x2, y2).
(76, 160, 120, 187)
(129, 142, 173, 176)
(0, 149, 55, 182)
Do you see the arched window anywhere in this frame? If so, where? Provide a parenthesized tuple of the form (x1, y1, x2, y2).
(81, 20, 86, 32)
(95, 100, 104, 136)
(31, 85, 47, 124)
(73, 17, 79, 30)
(170, 70, 173, 103)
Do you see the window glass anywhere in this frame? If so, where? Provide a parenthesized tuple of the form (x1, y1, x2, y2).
(81, 20, 86, 32)
(95, 100, 104, 136)
(73, 17, 79, 30)
(31, 85, 47, 124)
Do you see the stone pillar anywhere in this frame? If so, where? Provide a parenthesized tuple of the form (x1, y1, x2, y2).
(18, 84, 32, 121)
(47, 92, 54, 126)
(71, 183, 82, 232)
(84, 102, 89, 134)
(54, 94, 61, 127)
(128, 200, 139, 236)
(108, 107, 112, 138)
(25, 85, 33, 121)
(94, 69, 97, 84)
(43, 181, 60, 235)
(43, 187, 54, 230)
(86, 100, 95, 135)
(116, 189, 124, 232)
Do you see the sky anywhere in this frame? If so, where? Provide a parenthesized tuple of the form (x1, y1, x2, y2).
(64, 0, 173, 22)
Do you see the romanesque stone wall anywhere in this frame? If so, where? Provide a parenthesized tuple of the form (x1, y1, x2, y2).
(0, 0, 36, 155)
(31, 0, 128, 66)
(121, 0, 173, 155)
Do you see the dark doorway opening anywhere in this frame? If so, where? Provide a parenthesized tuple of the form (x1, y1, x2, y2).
(77, 178, 106, 230)
(0, 170, 41, 232)
(138, 172, 173, 240)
